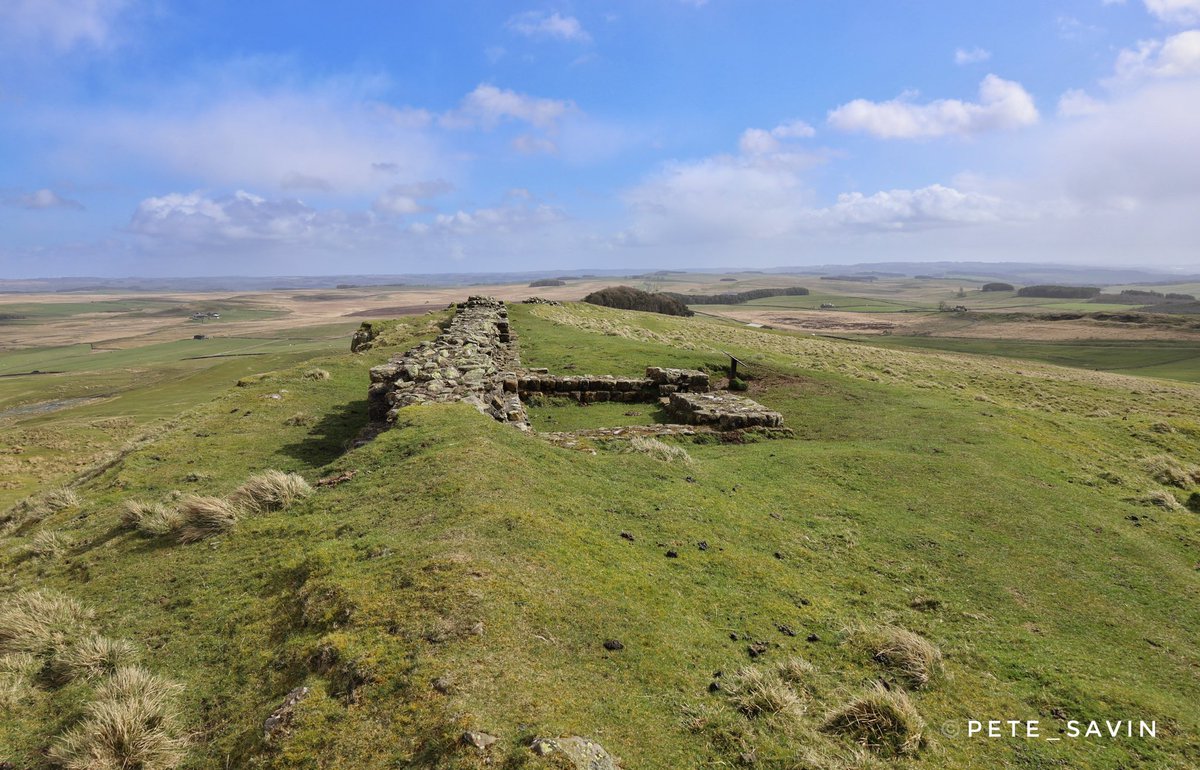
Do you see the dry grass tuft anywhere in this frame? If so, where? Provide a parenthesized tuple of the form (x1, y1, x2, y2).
(623, 436, 694, 465)
(50, 634, 139, 684)
(774, 655, 816, 686)
(0, 652, 41, 706)
(283, 412, 314, 427)
(724, 666, 805, 719)
(1137, 489, 1183, 511)
(120, 501, 184, 537)
(823, 683, 926, 757)
(229, 470, 313, 514)
(302, 368, 332, 381)
(1142, 454, 1200, 489)
(175, 496, 238, 543)
(864, 626, 942, 689)
(24, 529, 74, 559)
(49, 666, 185, 770)
(42, 487, 82, 512)
(0, 591, 94, 657)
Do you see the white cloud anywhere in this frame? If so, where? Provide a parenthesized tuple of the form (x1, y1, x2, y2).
(512, 134, 559, 154)
(506, 11, 591, 42)
(1057, 89, 1105, 117)
(1046, 78, 1200, 204)
(1143, 0, 1200, 24)
(441, 84, 575, 130)
(954, 47, 992, 65)
(1111, 30, 1200, 81)
(738, 120, 816, 154)
(827, 75, 1039, 139)
(823, 185, 1025, 230)
(4, 188, 84, 210)
(372, 180, 453, 217)
(47, 74, 446, 195)
(0, 0, 131, 53)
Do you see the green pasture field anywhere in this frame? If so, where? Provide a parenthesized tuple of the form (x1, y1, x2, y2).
(2, 303, 1199, 769)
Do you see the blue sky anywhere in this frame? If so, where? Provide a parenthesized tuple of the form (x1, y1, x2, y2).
(2, 0, 1199, 277)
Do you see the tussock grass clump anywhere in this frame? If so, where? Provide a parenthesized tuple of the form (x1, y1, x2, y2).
(50, 634, 138, 684)
(283, 412, 314, 427)
(863, 626, 942, 689)
(49, 666, 185, 770)
(724, 666, 805, 719)
(230, 470, 312, 514)
(774, 656, 816, 686)
(0, 591, 94, 657)
(42, 487, 82, 512)
(0, 652, 40, 705)
(302, 367, 332, 381)
(1142, 454, 1200, 489)
(823, 684, 926, 757)
(1137, 489, 1183, 511)
(120, 501, 183, 537)
(623, 436, 693, 465)
(24, 529, 74, 559)
(175, 496, 238, 543)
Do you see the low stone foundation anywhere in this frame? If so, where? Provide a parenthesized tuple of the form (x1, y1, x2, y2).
(365, 298, 785, 436)
(666, 391, 784, 430)
(514, 366, 709, 403)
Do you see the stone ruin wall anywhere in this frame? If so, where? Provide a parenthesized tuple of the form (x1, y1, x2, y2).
(366, 297, 784, 434)
(368, 296, 527, 427)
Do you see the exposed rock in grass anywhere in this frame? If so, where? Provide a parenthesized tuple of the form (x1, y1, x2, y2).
(462, 730, 499, 750)
(530, 736, 622, 769)
(823, 683, 926, 757)
(263, 686, 310, 742)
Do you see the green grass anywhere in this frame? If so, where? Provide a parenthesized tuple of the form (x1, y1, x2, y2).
(857, 336, 1200, 383)
(2, 302, 1199, 769)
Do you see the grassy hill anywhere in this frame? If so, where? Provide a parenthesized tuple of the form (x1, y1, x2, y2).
(3, 302, 1199, 769)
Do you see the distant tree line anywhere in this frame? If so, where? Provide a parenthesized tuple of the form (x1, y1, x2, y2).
(583, 286, 694, 316)
(1016, 285, 1102, 298)
(981, 282, 1014, 292)
(661, 286, 810, 305)
(529, 279, 567, 287)
(819, 275, 877, 282)
(1090, 289, 1196, 304)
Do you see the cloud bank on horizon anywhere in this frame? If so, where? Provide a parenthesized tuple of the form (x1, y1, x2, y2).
(1, 0, 1199, 276)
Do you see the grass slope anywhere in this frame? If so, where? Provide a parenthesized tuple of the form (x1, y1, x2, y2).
(2, 304, 1199, 769)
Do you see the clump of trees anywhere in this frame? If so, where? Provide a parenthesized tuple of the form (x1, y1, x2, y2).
(1016, 285, 1101, 298)
(662, 286, 809, 305)
(583, 286, 694, 316)
(1091, 289, 1196, 304)
(981, 282, 1014, 292)
(529, 278, 567, 287)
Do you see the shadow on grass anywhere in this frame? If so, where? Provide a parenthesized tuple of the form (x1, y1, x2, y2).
(279, 398, 369, 468)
